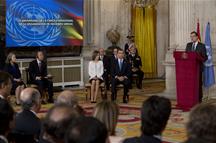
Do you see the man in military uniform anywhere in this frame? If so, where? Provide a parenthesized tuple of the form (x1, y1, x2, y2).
(127, 46, 144, 89)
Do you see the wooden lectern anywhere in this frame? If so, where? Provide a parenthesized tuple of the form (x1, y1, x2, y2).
(174, 51, 204, 111)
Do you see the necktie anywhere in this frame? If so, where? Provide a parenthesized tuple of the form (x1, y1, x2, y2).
(38, 62, 42, 72)
(119, 60, 123, 71)
(192, 43, 195, 51)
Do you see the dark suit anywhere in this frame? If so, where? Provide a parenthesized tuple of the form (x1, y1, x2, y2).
(110, 55, 118, 72)
(4, 63, 24, 93)
(186, 42, 207, 102)
(29, 60, 53, 101)
(111, 58, 132, 102)
(100, 55, 111, 90)
(123, 135, 161, 143)
(13, 109, 41, 142)
(184, 138, 209, 143)
(186, 42, 207, 64)
(124, 43, 130, 56)
(127, 54, 144, 88)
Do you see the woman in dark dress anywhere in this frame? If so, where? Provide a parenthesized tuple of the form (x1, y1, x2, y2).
(4, 52, 24, 105)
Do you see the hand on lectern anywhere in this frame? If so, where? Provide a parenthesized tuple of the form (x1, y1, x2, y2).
(182, 52, 188, 59)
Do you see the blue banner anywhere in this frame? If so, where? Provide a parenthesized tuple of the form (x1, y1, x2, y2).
(203, 22, 215, 88)
(6, 0, 83, 47)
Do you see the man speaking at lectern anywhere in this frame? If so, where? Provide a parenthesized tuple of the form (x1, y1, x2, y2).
(186, 31, 207, 102)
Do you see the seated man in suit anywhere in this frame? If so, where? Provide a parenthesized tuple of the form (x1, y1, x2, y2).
(123, 96, 171, 143)
(111, 49, 131, 103)
(0, 99, 15, 143)
(127, 46, 144, 89)
(13, 88, 41, 143)
(29, 50, 54, 103)
(99, 48, 110, 90)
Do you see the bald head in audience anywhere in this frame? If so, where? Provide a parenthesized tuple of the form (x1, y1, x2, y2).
(56, 90, 78, 107)
(42, 104, 81, 143)
(56, 90, 84, 114)
(20, 88, 41, 113)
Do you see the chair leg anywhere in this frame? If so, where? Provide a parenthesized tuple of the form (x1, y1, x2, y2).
(89, 87, 91, 100)
(85, 88, 88, 101)
(104, 86, 107, 99)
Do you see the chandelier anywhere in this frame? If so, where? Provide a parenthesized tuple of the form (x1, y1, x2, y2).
(124, 0, 160, 7)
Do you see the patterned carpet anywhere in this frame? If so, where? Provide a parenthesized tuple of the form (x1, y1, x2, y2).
(13, 80, 188, 143)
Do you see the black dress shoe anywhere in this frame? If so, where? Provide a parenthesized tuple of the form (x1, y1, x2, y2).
(47, 99, 54, 103)
(41, 100, 47, 104)
(137, 85, 142, 89)
(123, 99, 128, 103)
(111, 94, 116, 101)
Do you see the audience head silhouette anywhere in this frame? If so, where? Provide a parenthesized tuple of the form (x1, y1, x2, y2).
(0, 71, 12, 99)
(65, 116, 108, 143)
(186, 102, 216, 143)
(141, 95, 171, 136)
(0, 99, 14, 138)
(42, 104, 81, 143)
(57, 90, 78, 107)
(56, 90, 84, 114)
(20, 88, 41, 113)
(93, 100, 119, 135)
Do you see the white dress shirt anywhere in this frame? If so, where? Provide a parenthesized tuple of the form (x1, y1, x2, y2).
(118, 59, 123, 70)
(109, 136, 124, 143)
(0, 135, 8, 143)
(0, 95, 5, 99)
(36, 59, 41, 65)
(88, 61, 104, 80)
(192, 41, 198, 50)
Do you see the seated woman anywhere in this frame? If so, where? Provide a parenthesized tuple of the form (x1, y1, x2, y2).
(88, 50, 104, 103)
(93, 100, 123, 143)
(4, 52, 24, 105)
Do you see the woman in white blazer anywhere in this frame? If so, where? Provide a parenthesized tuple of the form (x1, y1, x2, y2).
(88, 50, 104, 103)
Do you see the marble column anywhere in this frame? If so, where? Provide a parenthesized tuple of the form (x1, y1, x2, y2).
(156, 0, 169, 77)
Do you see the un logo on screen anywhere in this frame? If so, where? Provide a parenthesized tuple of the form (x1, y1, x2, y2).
(6, 1, 61, 47)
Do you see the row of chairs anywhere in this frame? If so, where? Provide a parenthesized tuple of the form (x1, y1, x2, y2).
(84, 74, 140, 100)
(25, 68, 140, 101)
